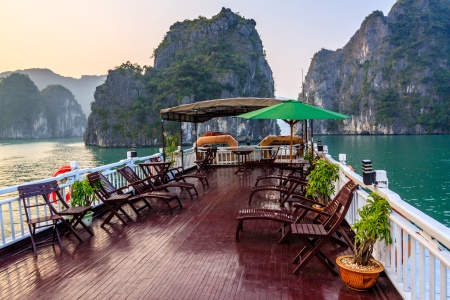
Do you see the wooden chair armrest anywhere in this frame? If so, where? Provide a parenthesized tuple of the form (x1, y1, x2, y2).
(292, 195, 323, 207)
(292, 202, 332, 217)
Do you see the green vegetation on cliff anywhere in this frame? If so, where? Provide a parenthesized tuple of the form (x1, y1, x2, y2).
(86, 8, 275, 146)
(378, 0, 450, 132)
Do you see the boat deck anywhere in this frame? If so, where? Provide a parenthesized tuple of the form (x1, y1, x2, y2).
(0, 167, 402, 300)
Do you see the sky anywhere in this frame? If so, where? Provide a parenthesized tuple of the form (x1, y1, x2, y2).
(1, 0, 396, 100)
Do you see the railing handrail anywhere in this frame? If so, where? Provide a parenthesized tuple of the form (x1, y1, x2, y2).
(325, 154, 450, 251)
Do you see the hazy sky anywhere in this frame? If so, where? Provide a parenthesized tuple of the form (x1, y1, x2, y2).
(1, 0, 396, 99)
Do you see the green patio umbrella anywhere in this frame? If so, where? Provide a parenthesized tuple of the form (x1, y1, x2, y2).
(235, 99, 351, 161)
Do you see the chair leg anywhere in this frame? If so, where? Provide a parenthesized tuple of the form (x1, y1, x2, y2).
(29, 224, 38, 256)
(292, 238, 338, 275)
(54, 222, 63, 251)
(59, 218, 83, 242)
(236, 220, 244, 242)
(101, 202, 129, 227)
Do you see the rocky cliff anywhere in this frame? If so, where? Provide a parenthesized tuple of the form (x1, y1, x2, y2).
(0, 73, 86, 138)
(0, 68, 106, 115)
(85, 8, 277, 147)
(303, 0, 450, 134)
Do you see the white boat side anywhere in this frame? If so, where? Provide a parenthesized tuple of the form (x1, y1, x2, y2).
(0, 145, 449, 300)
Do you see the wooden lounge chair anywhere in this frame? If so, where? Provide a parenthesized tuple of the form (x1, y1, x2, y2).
(290, 181, 358, 275)
(118, 165, 198, 200)
(140, 160, 209, 191)
(18, 181, 92, 256)
(236, 181, 358, 247)
(116, 167, 183, 213)
(87, 172, 152, 226)
(261, 147, 279, 172)
(248, 176, 308, 206)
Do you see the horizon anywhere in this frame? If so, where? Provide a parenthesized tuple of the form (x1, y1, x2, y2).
(1, 1, 396, 98)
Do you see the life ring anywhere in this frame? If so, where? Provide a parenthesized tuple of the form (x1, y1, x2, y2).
(50, 165, 72, 203)
(52, 165, 72, 177)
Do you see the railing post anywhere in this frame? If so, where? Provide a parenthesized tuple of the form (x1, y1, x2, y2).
(70, 161, 80, 181)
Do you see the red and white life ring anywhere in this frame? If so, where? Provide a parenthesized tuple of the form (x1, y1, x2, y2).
(50, 165, 72, 203)
(52, 165, 72, 177)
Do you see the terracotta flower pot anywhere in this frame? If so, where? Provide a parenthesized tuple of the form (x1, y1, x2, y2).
(335, 255, 384, 291)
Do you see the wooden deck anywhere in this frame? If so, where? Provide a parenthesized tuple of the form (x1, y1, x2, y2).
(0, 167, 403, 300)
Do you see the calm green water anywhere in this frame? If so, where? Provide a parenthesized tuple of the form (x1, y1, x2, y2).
(318, 135, 450, 226)
(0, 136, 449, 226)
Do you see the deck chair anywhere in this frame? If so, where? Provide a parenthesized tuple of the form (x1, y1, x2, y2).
(117, 166, 184, 213)
(236, 181, 358, 245)
(140, 161, 209, 191)
(18, 181, 91, 256)
(290, 181, 358, 275)
(194, 147, 217, 173)
(248, 176, 308, 206)
(119, 165, 198, 200)
(87, 172, 151, 226)
(261, 147, 279, 172)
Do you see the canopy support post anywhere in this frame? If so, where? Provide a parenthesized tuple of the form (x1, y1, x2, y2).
(179, 121, 184, 169)
(194, 122, 198, 158)
(161, 119, 165, 161)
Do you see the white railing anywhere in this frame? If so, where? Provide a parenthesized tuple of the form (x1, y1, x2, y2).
(1, 145, 449, 299)
(0, 153, 162, 248)
(324, 154, 450, 300)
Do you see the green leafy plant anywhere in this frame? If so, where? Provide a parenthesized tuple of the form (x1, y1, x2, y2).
(305, 158, 339, 204)
(71, 177, 97, 207)
(303, 151, 315, 163)
(164, 132, 179, 162)
(352, 192, 392, 266)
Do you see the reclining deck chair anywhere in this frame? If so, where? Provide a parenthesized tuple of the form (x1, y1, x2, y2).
(18, 181, 92, 256)
(118, 165, 198, 200)
(290, 181, 358, 275)
(248, 176, 308, 206)
(236, 181, 358, 247)
(117, 166, 185, 213)
(141, 158, 209, 190)
(87, 172, 153, 226)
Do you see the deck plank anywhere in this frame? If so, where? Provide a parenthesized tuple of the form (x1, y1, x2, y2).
(0, 167, 402, 300)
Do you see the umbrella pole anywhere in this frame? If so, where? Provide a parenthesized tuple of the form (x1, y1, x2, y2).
(290, 122, 293, 163)
(179, 121, 184, 169)
(311, 120, 314, 157)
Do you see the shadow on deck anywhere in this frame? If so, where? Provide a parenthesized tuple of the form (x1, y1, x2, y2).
(0, 167, 403, 299)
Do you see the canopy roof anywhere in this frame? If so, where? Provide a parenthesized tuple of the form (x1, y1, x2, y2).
(160, 97, 284, 123)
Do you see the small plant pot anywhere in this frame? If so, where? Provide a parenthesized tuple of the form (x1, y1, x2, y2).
(335, 255, 384, 291)
(71, 211, 94, 229)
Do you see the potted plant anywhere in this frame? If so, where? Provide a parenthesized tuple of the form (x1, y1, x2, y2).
(305, 158, 339, 205)
(70, 177, 97, 227)
(164, 132, 179, 163)
(336, 192, 393, 291)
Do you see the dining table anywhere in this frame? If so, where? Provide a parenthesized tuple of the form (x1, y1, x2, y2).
(232, 149, 254, 174)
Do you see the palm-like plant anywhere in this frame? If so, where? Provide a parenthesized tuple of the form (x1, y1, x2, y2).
(352, 192, 392, 266)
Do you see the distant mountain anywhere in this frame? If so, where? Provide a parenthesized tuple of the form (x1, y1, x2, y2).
(0, 73, 86, 138)
(0, 68, 106, 115)
(303, 0, 450, 134)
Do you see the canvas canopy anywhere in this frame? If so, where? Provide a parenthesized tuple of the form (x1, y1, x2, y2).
(160, 97, 284, 123)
